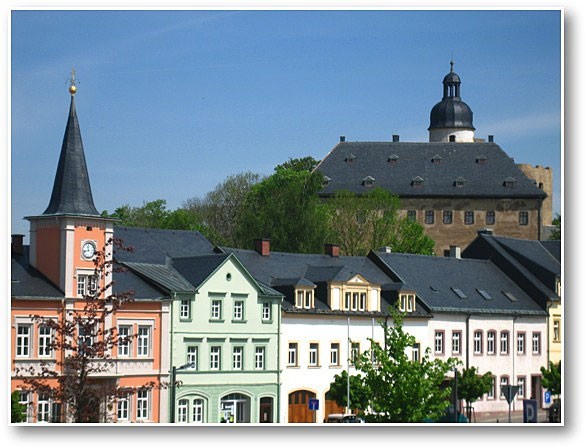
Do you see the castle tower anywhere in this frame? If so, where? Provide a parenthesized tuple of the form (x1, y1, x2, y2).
(25, 71, 116, 298)
(428, 61, 475, 143)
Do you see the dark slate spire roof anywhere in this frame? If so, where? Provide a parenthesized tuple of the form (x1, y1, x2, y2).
(42, 92, 100, 216)
(429, 61, 475, 131)
(315, 141, 547, 198)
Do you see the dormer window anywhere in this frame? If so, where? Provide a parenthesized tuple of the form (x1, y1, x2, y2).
(454, 177, 466, 188)
(449, 135, 456, 142)
(431, 155, 443, 164)
(388, 154, 399, 165)
(398, 293, 416, 313)
(344, 291, 367, 311)
(345, 154, 356, 163)
(503, 177, 516, 188)
(322, 176, 331, 187)
(412, 176, 424, 188)
(362, 176, 375, 187)
(295, 289, 314, 309)
(476, 155, 487, 164)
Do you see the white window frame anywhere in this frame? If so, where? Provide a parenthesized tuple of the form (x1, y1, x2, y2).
(232, 346, 243, 370)
(78, 323, 94, 356)
(434, 331, 444, 355)
(177, 399, 189, 423)
(487, 331, 496, 355)
(136, 389, 149, 420)
(288, 342, 298, 366)
(180, 299, 191, 320)
(18, 391, 31, 422)
(359, 293, 366, 311)
(532, 332, 541, 354)
(517, 376, 526, 399)
(211, 300, 222, 320)
(137, 326, 151, 358)
(210, 346, 221, 370)
(118, 325, 132, 357)
(262, 302, 271, 321)
(487, 376, 496, 400)
(500, 376, 509, 399)
(452, 331, 461, 355)
(500, 331, 509, 355)
(517, 332, 526, 355)
(309, 343, 319, 367)
(38, 325, 53, 358)
(255, 346, 265, 370)
(37, 392, 51, 422)
(412, 343, 420, 362)
(351, 342, 360, 364)
(473, 330, 483, 355)
(296, 291, 304, 308)
(16, 324, 32, 357)
(77, 272, 98, 297)
(187, 345, 198, 370)
(192, 399, 204, 423)
(117, 395, 130, 421)
(330, 343, 340, 366)
(233, 300, 244, 321)
(553, 319, 561, 342)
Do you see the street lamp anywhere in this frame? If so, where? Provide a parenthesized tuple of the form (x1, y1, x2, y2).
(170, 362, 195, 423)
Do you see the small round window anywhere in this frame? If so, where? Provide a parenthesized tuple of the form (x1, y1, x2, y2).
(226, 273, 232, 281)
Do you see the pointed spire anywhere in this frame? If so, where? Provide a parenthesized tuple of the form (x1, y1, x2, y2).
(43, 72, 99, 216)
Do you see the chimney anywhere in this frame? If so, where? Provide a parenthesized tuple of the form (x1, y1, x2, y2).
(392, 134, 400, 142)
(478, 228, 494, 236)
(254, 238, 271, 256)
(12, 234, 24, 255)
(340, 136, 346, 142)
(324, 243, 340, 257)
(488, 135, 494, 143)
(379, 246, 392, 253)
(449, 245, 461, 259)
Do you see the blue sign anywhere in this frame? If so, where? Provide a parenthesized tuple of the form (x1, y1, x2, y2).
(544, 390, 552, 405)
(523, 399, 538, 423)
(308, 398, 319, 411)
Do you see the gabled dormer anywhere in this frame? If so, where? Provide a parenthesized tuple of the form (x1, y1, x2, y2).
(328, 273, 381, 312)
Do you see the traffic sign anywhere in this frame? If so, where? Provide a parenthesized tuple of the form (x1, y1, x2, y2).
(544, 390, 552, 405)
(523, 399, 538, 423)
(308, 398, 319, 411)
(502, 385, 519, 404)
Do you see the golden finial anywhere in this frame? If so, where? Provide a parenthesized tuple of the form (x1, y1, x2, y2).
(69, 68, 77, 95)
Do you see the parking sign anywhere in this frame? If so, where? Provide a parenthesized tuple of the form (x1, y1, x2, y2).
(523, 399, 538, 423)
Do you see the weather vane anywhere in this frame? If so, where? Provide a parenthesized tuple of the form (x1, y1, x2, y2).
(68, 67, 78, 95)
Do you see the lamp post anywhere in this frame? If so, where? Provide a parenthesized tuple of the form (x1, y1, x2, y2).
(453, 368, 458, 423)
(170, 362, 195, 423)
(347, 313, 351, 415)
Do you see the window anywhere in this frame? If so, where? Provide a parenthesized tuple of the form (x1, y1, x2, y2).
(262, 302, 271, 321)
(228, 346, 242, 370)
(432, 155, 443, 164)
(477, 289, 492, 300)
(77, 273, 98, 297)
(500, 331, 509, 355)
(464, 211, 475, 225)
(553, 319, 561, 342)
(37, 393, 51, 422)
(187, 346, 198, 370)
(180, 300, 190, 320)
(118, 325, 132, 357)
(504, 177, 516, 188)
(288, 343, 298, 366)
(519, 211, 529, 226)
(500, 376, 509, 399)
(296, 291, 304, 308)
(412, 176, 425, 187)
(487, 331, 496, 355)
(434, 331, 444, 355)
(443, 210, 453, 224)
(16, 324, 32, 357)
(78, 324, 94, 355)
(330, 343, 340, 366)
(452, 331, 462, 355)
(255, 347, 265, 370)
(296, 290, 313, 309)
(362, 176, 375, 187)
(412, 343, 420, 362)
(399, 294, 415, 312)
(344, 292, 351, 310)
(351, 342, 360, 364)
(304, 291, 313, 309)
(137, 326, 150, 357)
(177, 399, 188, 423)
(517, 332, 526, 355)
(359, 293, 366, 311)
(233, 300, 244, 321)
(407, 210, 417, 221)
(425, 210, 435, 224)
(38, 325, 53, 358)
(136, 389, 149, 420)
(211, 300, 222, 320)
(454, 177, 465, 188)
(517, 377, 526, 399)
(473, 330, 483, 355)
(486, 210, 496, 225)
(532, 332, 541, 354)
(487, 376, 496, 400)
(309, 343, 319, 367)
(192, 399, 204, 423)
(117, 395, 130, 421)
(18, 391, 30, 422)
(210, 346, 222, 370)
(449, 135, 456, 142)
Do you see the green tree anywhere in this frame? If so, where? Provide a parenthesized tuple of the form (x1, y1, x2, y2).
(275, 156, 320, 172)
(11, 390, 27, 423)
(354, 309, 458, 423)
(235, 167, 331, 253)
(549, 214, 561, 240)
(455, 366, 493, 421)
(327, 370, 370, 413)
(327, 188, 435, 256)
(541, 361, 561, 396)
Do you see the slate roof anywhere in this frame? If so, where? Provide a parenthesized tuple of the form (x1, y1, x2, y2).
(113, 226, 215, 264)
(42, 95, 100, 217)
(218, 247, 427, 317)
(369, 251, 548, 317)
(11, 248, 64, 298)
(315, 141, 547, 199)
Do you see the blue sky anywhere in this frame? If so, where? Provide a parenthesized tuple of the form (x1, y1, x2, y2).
(9, 8, 562, 240)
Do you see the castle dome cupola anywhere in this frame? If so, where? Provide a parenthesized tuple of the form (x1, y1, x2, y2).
(428, 61, 475, 143)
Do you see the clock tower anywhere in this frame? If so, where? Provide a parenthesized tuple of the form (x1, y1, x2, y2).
(25, 71, 116, 298)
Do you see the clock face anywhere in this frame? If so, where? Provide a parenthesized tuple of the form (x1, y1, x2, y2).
(82, 241, 96, 259)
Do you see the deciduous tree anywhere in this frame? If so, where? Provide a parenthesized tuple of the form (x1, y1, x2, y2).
(455, 366, 493, 421)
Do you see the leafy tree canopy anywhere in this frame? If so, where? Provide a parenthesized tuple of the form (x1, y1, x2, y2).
(549, 214, 561, 240)
(327, 370, 370, 413)
(541, 361, 561, 396)
(275, 156, 320, 172)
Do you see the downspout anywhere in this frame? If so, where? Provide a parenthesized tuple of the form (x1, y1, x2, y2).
(512, 315, 518, 411)
(277, 296, 282, 423)
(546, 302, 552, 366)
(169, 292, 176, 423)
(465, 315, 471, 369)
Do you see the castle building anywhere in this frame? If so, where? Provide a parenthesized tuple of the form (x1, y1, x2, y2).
(315, 63, 553, 256)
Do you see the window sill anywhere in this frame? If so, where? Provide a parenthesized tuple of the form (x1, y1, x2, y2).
(209, 319, 225, 323)
(231, 319, 248, 324)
